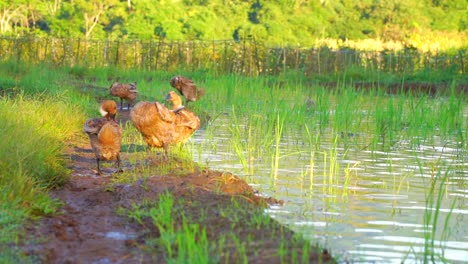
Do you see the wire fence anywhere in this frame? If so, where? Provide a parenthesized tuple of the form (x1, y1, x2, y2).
(0, 36, 465, 76)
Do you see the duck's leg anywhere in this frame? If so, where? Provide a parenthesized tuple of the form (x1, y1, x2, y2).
(96, 158, 102, 175)
(162, 144, 170, 161)
(116, 154, 123, 173)
(120, 98, 124, 110)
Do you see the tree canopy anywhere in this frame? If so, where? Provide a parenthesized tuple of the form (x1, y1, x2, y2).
(1, 0, 466, 48)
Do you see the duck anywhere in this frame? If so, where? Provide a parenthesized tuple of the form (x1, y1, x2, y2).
(306, 97, 316, 110)
(99, 99, 118, 121)
(130, 91, 200, 158)
(166, 91, 201, 132)
(170, 76, 205, 104)
(83, 100, 123, 175)
(109, 81, 138, 110)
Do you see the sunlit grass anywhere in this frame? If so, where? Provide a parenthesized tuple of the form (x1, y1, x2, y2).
(0, 94, 85, 260)
(199, 75, 466, 181)
(122, 191, 317, 263)
(0, 61, 92, 261)
(123, 192, 228, 262)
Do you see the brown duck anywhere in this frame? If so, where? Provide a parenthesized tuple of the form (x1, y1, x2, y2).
(83, 100, 123, 175)
(130, 91, 200, 157)
(170, 76, 205, 104)
(109, 81, 138, 110)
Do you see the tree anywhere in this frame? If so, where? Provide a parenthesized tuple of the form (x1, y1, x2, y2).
(0, 0, 465, 49)
(0, 1, 29, 34)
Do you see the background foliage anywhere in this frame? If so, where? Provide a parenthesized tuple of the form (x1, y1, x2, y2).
(1, 0, 466, 48)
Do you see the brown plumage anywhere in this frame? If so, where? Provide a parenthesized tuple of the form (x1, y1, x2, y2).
(99, 99, 118, 121)
(306, 97, 316, 110)
(130, 91, 200, 157)
(84, 100, 123, 175)
(170, 76, 205, 104)
(109, 82, 138, 110)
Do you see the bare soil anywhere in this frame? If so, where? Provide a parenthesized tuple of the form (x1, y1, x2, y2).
(20, 110, 334, 263)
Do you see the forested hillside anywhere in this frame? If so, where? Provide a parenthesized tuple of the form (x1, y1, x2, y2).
(1, 0, 466, 49)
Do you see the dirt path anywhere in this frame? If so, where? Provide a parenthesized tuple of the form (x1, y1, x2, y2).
(22, 139, 148, 263)
(21, 111, 334, 263)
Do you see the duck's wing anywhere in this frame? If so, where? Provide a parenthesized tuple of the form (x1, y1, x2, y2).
(181, 77, 196, 88)
(110, 83, 128, 97)
(175, 110, 200, 130)
(171, 76, 196, 92)
(98, 121, 122, 146)
(131, 102, 174, 124)
(84, 118, 107, 134)
(129, 82, 138, 92)
(155, 102, 176, 123)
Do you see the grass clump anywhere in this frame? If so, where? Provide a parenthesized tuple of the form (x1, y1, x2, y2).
(123, 192, 325, 263)
(0, 61, 90, 261)
(0, 94, 84, 260)
(0, 95, 80, 187)
(421, 167, 456, 263)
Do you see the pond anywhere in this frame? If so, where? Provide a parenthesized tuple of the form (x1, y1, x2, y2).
(191, 104, 468, 263)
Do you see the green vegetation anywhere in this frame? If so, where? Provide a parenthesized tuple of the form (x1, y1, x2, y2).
(0, 59, 332, 262)
(200, 76, 466, 146)
(2, 0, 467, 50)
(124, 193, 211, 263)
(0, 33, 466, 262)
(122, 191, 316, 263)
(421, 167, 456, 263)
(0, 37, 465, 80)
(0, 64, 90, 261)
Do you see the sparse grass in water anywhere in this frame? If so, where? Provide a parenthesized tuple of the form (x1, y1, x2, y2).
(271, 114, 285, 189)
(421, 165, 456, 263)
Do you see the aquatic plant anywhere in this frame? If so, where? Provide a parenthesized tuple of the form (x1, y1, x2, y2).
(422, 164, 456, 263)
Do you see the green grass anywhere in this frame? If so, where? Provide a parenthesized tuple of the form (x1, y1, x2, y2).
(123, 192, 228, 263)
(198, 73, 466, 158)
(122, 191, 316, 263)
(0, 62, 92, 261)
(0, 94, 82, 260)
(420, 164, 457, 263)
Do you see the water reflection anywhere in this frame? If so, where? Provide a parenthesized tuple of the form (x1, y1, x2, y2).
(192, 114, 467, 263)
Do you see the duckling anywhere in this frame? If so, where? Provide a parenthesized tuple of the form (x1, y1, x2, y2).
(130, 91, 200, 158)
(170, 76, 205, 104)
(83, 100, 123, 175)
(109, 81, 138, 110)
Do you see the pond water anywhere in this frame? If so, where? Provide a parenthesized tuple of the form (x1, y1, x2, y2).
(192, 108, 468, 263)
